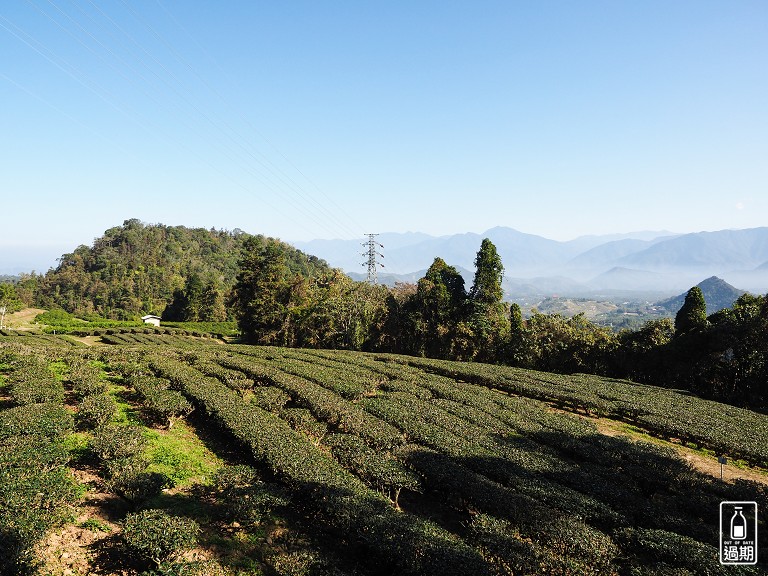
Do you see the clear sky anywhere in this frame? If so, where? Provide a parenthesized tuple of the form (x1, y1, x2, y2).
(1, 1, 766, 268)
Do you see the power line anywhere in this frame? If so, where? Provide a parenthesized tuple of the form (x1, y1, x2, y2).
(1, 2, 362, 241)
(113, 0, 362, 241)
(152, 0, 362, 240)
(0, 11, 299, 230)
(47, 0, 348, 239)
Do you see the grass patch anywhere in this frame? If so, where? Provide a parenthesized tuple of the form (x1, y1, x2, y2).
(79, 518, 112, 533)
(619, 423, 645, 435)
(105, 375, 220, 487)
(144, 421, 223, 487)
(59, 334, 86, 346)
(611, 419, 768, 475)
(63, 431, 90, 459)
(142, 490, 213, 520)
(729, 457, 764, 471)
(48, 359, 69, 380)
(108, 382, 144, 426)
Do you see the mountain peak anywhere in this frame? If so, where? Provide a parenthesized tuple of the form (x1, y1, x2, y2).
(657, 276, 746, 315)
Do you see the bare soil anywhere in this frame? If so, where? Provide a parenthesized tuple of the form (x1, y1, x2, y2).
(69, 335, 105, 347)
(3, 307, 45, 330)
(35, 469, 129, 576)
(588, 415, 768, 486)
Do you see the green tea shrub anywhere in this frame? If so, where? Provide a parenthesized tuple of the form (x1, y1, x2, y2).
(70, 364, 107, 398)
(0, 403, 73, 439)
(106, 463, 170, 503)
(250, 386, 291, 412)
(90, 424, 146, 460)
(123, 509, 199, 567)
(212, 465, 288, 525)
(77, 394, 117, 430)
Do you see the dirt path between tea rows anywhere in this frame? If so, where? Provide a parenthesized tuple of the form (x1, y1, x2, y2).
(590, 415, 768, 486)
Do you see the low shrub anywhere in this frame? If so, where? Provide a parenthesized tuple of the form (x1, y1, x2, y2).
(106, 463, 171, 503)
(77, 394, 117, 430)
(0, 433, 80, 574)
(145, 389, 193, 428)
(212, 465, 288, 525)
(90, 424, 146, 460)
(0, 403, 74, 439)
(70, 365, 107, 398)
(250, 386, 291, 412)
(9, 360, 64, 405)
(123, 509, 199, 567)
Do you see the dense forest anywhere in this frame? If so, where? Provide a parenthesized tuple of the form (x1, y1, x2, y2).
(2, 219, 767, 412)
(8, 219, 329, 321)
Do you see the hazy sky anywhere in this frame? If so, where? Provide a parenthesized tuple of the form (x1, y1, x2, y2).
(1, 1, 766, 265)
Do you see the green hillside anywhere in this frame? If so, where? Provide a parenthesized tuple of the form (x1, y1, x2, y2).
(1, 335, 766, 575)
(32, 219, 330, 320)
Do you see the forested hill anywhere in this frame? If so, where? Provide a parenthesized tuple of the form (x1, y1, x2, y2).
(657, 276, 746, 315)
(33, 219, 330, 319)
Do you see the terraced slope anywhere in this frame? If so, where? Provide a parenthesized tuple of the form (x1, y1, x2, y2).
(1, 335, 766, 575)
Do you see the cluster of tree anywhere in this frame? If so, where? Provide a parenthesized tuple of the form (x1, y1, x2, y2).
(617, 288, 768, 410)
(231, 235, 390, 350)
(232, 237, 512, 362)
(162, 273, 227, 323)
(25, 219, 311, 321)
(0, 284, 25, 314)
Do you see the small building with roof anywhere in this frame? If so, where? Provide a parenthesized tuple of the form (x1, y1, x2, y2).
(141, 314, 161, 327)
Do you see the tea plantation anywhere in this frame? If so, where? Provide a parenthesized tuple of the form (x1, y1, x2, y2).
(1, 333, 766, 575)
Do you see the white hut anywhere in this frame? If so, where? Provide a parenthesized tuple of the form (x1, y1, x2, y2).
(141, 314, 161, 327)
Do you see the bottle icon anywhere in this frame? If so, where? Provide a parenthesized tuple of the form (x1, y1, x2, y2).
(731, 506, 747, 540)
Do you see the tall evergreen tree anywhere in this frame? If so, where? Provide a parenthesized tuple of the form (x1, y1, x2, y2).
(675, 286, 708, 336)
(509, 302, 523, 333)
(162, 289, 188, 321)
(468, 239, 509, 362)
(507, 302, 526, 365)
(162, 274, 210, 321)
(469, 239, 504, 305)
(181, 274, 205, 321)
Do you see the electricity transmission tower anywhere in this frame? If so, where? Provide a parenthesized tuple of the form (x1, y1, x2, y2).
(362, 234, 384, 284)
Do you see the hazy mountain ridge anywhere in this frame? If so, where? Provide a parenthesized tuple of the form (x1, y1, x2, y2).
(617, 228, 768, 270)
(657, 276, 747, 315)
(293, 227, 768, 295)
(587, 267, 678, 292)
(565, 239, 660, 270)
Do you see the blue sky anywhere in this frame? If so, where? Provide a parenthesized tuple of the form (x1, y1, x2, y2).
(1, 1, 766, 270)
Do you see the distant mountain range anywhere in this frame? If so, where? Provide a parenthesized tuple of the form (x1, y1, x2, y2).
(293, 227, 768, 297)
